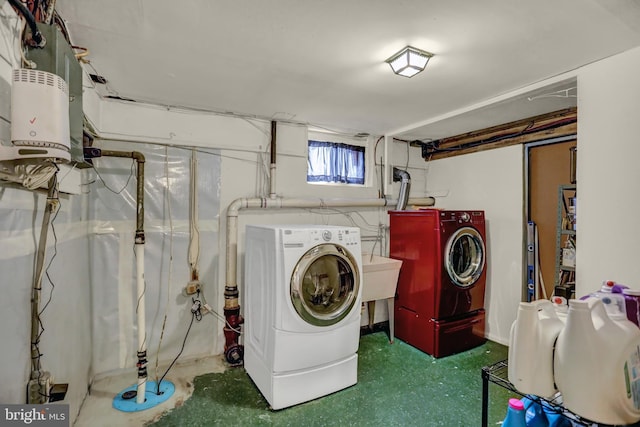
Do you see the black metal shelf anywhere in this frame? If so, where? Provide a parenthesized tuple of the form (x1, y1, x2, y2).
(481, 359, 597, 427)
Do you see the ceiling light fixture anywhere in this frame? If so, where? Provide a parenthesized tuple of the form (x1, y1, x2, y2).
(385, 46, 434, 78)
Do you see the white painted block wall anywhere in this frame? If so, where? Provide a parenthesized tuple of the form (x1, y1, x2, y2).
(417, 146, 524, 344)
(576, 46, 640, 296)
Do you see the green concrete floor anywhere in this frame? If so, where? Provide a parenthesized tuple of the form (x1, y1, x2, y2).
(151, 330, 514, 426)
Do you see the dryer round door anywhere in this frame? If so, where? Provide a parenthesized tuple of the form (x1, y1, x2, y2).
(444, 226, 485, 288)
(290, 243, 360, 327)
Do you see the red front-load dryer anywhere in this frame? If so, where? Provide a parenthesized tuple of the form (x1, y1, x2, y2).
(389, 209, 487, 357)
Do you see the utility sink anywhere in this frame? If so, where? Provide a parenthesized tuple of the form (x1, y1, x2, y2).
(361, 254, 402, 343)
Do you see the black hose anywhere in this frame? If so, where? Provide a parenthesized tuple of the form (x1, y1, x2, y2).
(8, 0, 43, 46)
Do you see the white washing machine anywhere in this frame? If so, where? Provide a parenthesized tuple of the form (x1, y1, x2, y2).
(244, 224, 363, 410)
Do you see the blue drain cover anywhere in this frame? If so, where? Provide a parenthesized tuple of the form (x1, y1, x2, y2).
(113, 380, 175, 412)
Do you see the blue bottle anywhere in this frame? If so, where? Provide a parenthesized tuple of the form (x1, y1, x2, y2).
(521, 396, 549, 427)
(503, 398, 527, 427)
(540, 401, 572, 427)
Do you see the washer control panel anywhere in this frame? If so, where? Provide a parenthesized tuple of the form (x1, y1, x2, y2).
(281, 227, 361, 248)
(305, 227, 361, 247)
(440, 210, 484, 225)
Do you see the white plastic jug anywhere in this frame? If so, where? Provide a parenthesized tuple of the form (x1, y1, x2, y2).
(551, 296, 568, 324)
(508, 300, 564, 398)
(554, 298, 640, 425)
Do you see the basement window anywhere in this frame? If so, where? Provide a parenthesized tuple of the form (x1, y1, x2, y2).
(307, 140, 366, 185)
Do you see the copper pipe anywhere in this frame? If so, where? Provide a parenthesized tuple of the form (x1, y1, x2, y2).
(99, 150, 146, 238)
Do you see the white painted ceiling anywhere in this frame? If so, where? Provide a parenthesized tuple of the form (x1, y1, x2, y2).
(56, 0, 640, 141)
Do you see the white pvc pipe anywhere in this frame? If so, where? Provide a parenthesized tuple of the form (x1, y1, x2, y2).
(189, 150, 200, 272)
(224, 196, 435, 290)
(135, 242, 146, 404)
(269, 164, 277, 199)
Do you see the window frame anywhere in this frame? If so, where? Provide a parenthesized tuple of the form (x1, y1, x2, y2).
(306, 132, 370, 187)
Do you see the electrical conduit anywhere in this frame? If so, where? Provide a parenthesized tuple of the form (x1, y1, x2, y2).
(29, 173, 58, 403)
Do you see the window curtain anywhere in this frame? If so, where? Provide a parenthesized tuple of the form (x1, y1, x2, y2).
(307, 140, 365, 184)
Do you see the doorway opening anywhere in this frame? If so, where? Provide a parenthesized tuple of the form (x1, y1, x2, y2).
(524, 136, 577, 302)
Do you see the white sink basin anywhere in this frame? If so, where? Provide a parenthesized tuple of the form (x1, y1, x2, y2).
(361, 254, 402, 302)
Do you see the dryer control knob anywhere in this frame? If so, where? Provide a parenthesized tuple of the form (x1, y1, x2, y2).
(460, 212, 470, 222)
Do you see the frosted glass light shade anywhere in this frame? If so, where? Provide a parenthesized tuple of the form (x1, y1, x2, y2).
(386, 46, 433, 78)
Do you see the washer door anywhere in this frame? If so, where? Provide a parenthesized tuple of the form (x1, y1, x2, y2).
(444, 226, 485, 288)
(290, 243, 360, 327)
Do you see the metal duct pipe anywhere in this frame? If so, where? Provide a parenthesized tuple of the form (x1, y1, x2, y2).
(222, 195, 435, 365)
(392, 167, 411, 211)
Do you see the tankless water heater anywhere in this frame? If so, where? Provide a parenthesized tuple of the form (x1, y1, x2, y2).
(0, 68, 70, 163)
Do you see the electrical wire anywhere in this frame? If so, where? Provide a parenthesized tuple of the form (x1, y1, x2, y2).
(72, 45, 89, 60)
(371, 136, 386, 197)
(303, 207, 380, 232)
(242, 117, 271, 138)
(132, 242, 148, 352)
(404, 141, 409, 171)
(200, 297, 242, 334)
(21, 163, 57, 190)
(86, 126, 260, 166)
(17, 18, 33, 68)
(372, 136, 384, 165)
(83, 123, 286, 168)
(82, 82, 369, 144)
(80, 59, 120, 97)
(56, 163, 77, 185)
(527, 87, 576, 101)
(188, 149, 200, 273)
(92, 160, 135, 194)
(27, 0, 40, 20)
(32, 179, 60, 400)
(38, 194, 59, 316)
(7, 0, 42, 46)
(44, 2, 58, 27)
(156, 296, 200, 395)
(154, 146, 175, 391)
